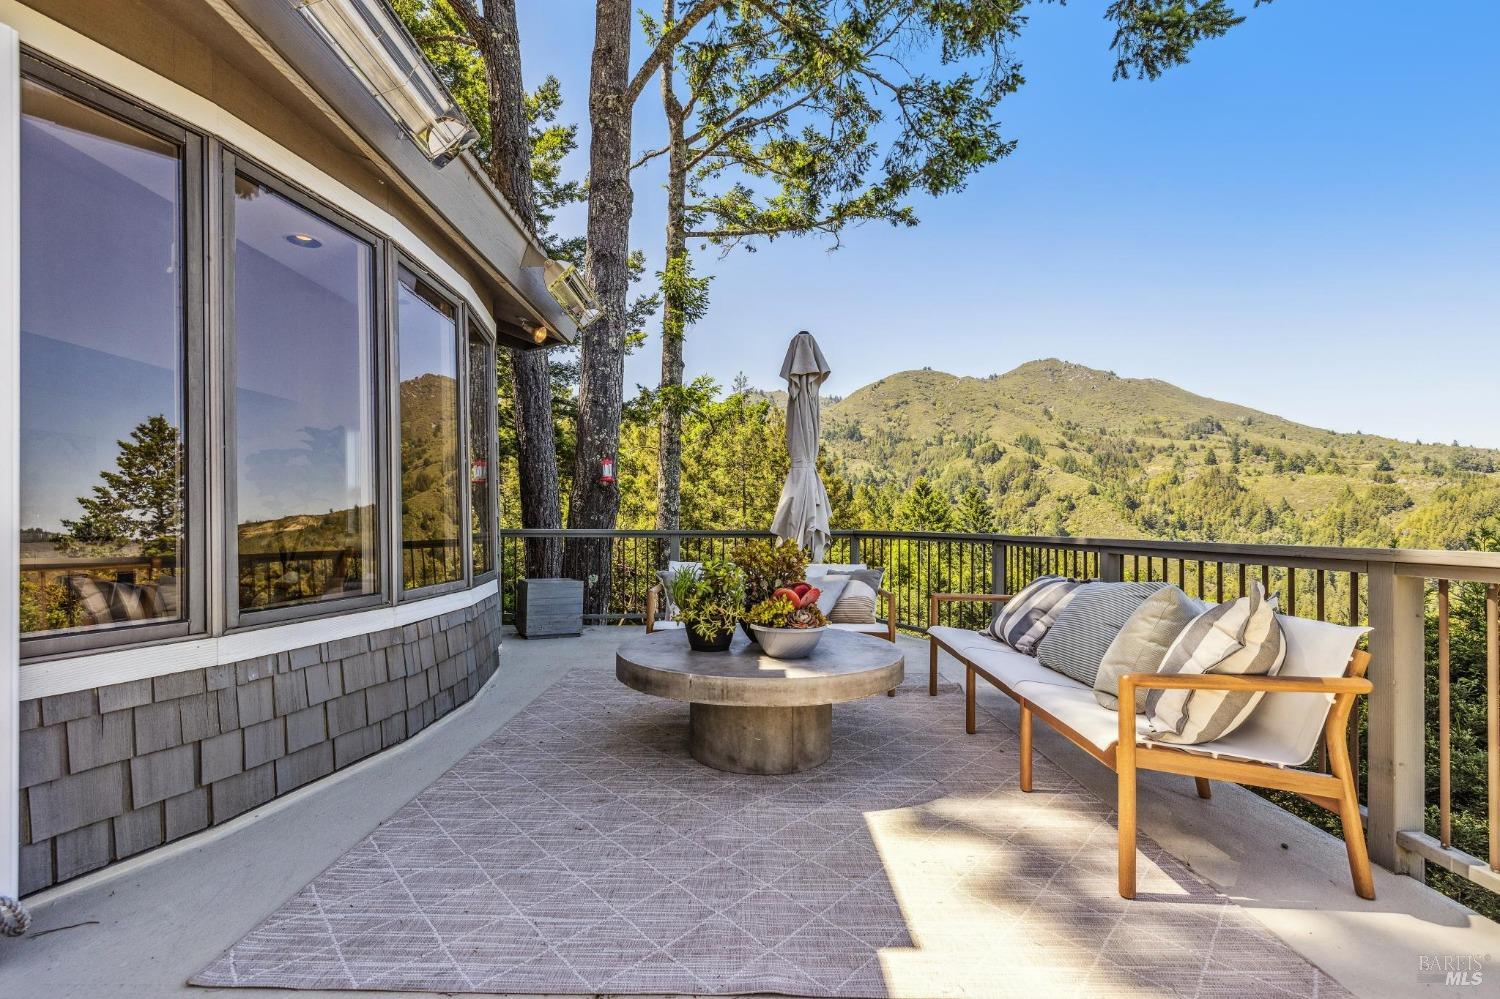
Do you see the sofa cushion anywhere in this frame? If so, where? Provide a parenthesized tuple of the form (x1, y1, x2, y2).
(1145, 582, 1286, 745)
(827, 569, 883, 623)
(1156, 615, 1369, 768)
(828, 621, 889, 636)
(929, 627, 1080, 694)
(987, 575, 1082, 654)
(1014, 680, 1150, 754)
(812, 576, 848, 616)
(1094, 586, 1202, 712)
(1036, 581, 1168, 687)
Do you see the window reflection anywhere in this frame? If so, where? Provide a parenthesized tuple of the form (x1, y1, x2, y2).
(232, 176, 379, 611)
(18, 80, 186, 637)
(468, 330, 494, 575)
(398, 268, 463, 589)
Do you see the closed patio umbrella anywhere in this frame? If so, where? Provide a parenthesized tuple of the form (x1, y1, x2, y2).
(771, 331, 833, 561)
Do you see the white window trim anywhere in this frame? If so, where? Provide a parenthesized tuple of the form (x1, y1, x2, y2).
(1, 18, 21, 901)
(20, 579, 498, 702)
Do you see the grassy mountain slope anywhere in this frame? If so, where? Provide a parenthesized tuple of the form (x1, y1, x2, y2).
(818, 360, 1500, 548)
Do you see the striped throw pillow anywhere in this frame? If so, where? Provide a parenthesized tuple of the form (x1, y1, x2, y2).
(987, 575, 1082, 655)
(1036, 582, 1169, 687)
(1144, 581, 1286, 745)
(827, 568, 883, 623)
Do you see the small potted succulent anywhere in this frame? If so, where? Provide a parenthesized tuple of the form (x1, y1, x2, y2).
(668, 558, 746, 652)
(744, 583, 828, 659)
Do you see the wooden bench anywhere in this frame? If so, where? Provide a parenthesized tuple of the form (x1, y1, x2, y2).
(928, 592, 1375, 900)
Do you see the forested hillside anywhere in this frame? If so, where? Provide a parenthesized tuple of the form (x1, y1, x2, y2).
(818, 360, 1500, 549)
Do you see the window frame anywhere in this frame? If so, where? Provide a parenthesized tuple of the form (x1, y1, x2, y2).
(391, 254, 470, 600)
(467, 317, 498, 585)
(220, 152, 390, 630)
(18, 53, 209, 661)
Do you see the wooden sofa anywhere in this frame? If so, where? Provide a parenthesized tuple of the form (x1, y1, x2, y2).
(928, 592, 1375, 900)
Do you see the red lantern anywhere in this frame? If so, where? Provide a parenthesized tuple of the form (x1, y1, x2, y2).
(599, 455, 616, 485)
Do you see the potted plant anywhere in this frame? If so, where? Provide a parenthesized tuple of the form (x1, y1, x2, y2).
(729, 539, 808, 642)
(668, 559, 746, 652)
(744, 583, 829, 659)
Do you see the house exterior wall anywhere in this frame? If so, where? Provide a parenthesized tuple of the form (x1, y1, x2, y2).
(2, 3, 517, 898)
(17, 592, 501, 895)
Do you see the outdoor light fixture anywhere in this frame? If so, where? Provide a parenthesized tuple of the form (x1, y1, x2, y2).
(293, 0, 479, 168)
(599, 456, 616, 485)
(543, 258, 603, 330)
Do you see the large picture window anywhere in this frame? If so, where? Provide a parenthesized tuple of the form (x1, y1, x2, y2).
(18, 77, 192, 642)
(230, 173, 380, 613)
(468, 328, 495, 578)
(397, 266, 463, 591)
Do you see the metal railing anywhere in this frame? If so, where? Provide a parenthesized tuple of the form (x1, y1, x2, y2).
(500, 526, 1500, 911)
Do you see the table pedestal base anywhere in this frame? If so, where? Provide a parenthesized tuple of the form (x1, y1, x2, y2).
(689, 702, 832, 774)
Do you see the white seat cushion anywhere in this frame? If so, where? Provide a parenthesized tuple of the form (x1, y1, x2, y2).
(1158, 615, 1368, 768)
(929, 627, 1079, 695)
(1014, 680, 1149, 753)
(1016, 615, 1370, 767)
(828, 622, 889, 635)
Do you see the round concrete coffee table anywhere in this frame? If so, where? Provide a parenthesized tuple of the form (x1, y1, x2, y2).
(616, 629, 904, 775)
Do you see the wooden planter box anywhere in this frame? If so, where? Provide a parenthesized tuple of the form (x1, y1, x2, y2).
(515, 578, 584, 639)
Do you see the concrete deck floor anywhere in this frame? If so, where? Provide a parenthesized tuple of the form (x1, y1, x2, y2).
(1, 627, 1496, 998)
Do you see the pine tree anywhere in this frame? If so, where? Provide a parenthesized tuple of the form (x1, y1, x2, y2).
(956, 487, 992, 534)
(897, 477, 952, 532)
(59, 415, 182, 558)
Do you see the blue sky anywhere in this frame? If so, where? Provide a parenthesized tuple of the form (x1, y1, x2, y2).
(518, 2, 1500, 446)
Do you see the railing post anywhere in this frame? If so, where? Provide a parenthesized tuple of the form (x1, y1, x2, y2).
(1099, 550, 1123, 583)
(666, 533, 681, 563)
(848, 533, 861, 567)
(991, 541, 1007, 594)
(1364, 561, 1427, 877)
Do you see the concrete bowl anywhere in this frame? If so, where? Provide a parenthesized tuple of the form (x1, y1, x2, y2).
(748, 625, 826, 660)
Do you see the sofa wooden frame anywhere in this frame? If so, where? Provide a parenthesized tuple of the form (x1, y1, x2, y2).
(929, 593, 1376, 901)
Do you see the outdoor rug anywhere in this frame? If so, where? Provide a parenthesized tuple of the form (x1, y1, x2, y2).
(193, 664, 1348, 997)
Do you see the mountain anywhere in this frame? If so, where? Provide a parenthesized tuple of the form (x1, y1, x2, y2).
(813, 360, 1500, 549)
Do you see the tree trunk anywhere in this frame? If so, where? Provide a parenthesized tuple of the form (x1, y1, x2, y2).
(654, 1, 688, 537)
(566, 0, 635, 614)
(479, 1, 562, 578)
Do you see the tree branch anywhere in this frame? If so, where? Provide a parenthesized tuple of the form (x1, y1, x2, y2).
(627, 0, 736, 104)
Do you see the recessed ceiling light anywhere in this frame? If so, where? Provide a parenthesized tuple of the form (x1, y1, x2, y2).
(286, 233, 322, 248)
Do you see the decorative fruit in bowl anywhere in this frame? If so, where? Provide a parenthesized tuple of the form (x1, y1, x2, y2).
(744, 586, 828, 659)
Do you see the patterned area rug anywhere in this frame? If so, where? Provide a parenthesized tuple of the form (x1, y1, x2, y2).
(193, 664, 1347, 997)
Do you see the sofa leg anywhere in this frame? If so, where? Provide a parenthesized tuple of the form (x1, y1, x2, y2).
(1338, 786, 1376, 900)
(886, 687, 896, 697)
(929, 639, 939, 696)
(1117, 763, 1138, 899)
(1019, 707, 1033, 792)
(965, 666, 976, 734)
(1195, 777, 1212, 800)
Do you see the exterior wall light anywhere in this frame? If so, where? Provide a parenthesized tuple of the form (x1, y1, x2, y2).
(599, 455, 616, 485)
(543, 258, 603, 330)
(293, 0, 479, 168)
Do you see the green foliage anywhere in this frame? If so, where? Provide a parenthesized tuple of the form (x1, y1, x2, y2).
(745, 592, 828, 629)
(730, 538, 809, 608)
(669, 558, 746, 637)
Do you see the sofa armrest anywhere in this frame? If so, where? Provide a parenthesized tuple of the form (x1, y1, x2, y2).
(646, 583, 662, 634)
(928, 592, 1010, 629)
(877, 589, 897, 641)
(1120, 673, 1373, 697)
